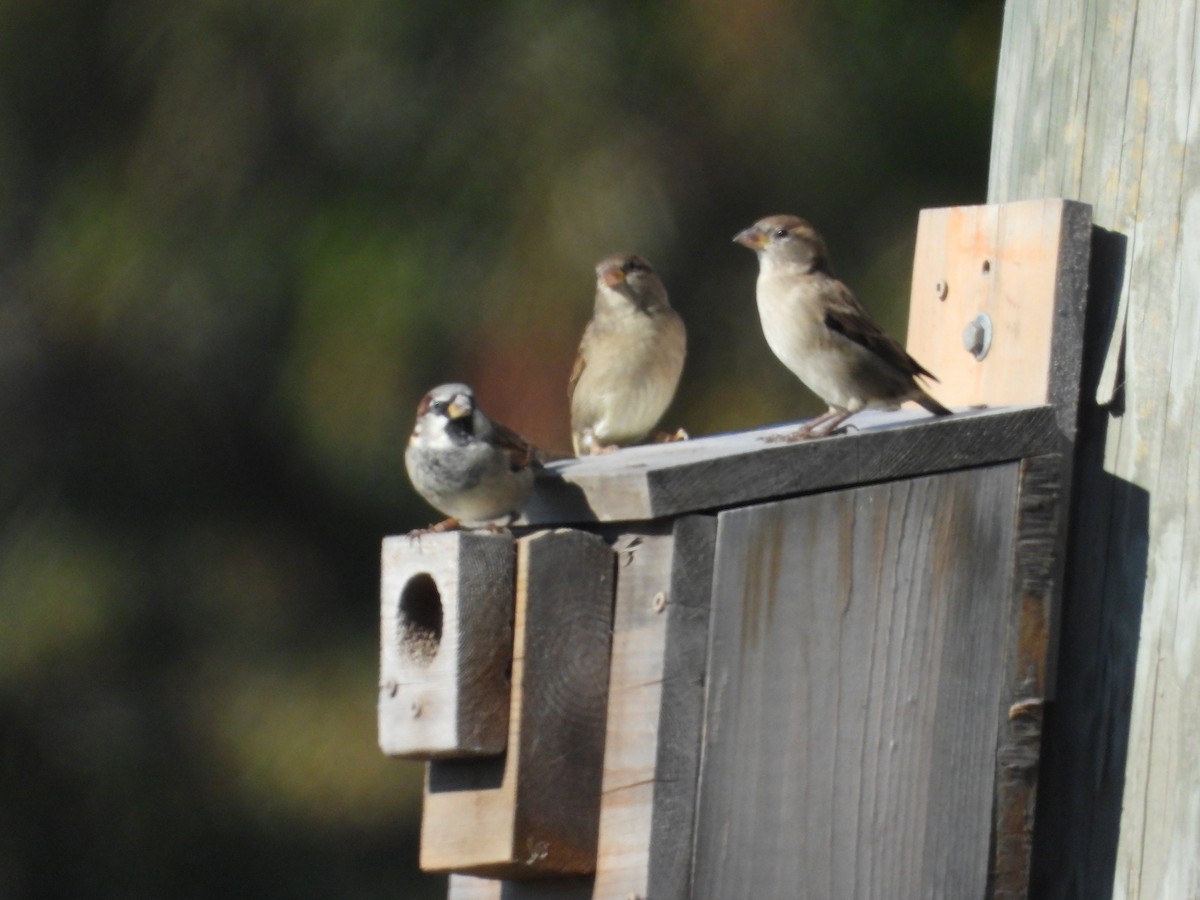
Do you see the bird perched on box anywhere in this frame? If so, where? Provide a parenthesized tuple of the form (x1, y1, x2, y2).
(733, 214, 951, 439)
(569, 253, 687, 456)
(405, 383, 539, 532)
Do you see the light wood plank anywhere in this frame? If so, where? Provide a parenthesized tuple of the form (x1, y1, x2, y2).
(906, 199, 1092, 439)
(446, 874, 592, 899)
(692, 466, 1021, 899)
(379, 532, 514, 758)
(519, 405, 1058, 525)
(420, 530, 614, 878)
(989, 2, 1200, 896)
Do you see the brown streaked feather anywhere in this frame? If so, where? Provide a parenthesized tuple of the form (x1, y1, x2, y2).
(820, 281, 940, 383)
(566, 348, 586, 405)
(490, 420, 538, 471)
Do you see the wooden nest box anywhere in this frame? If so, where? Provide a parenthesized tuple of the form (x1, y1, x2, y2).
(379, 199, 1093, 899)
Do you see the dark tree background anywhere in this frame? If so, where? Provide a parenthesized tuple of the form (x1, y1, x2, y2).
(0, 2, 1001, 897)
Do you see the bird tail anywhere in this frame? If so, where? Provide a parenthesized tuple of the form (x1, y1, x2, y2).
(916, 388, 952, 417)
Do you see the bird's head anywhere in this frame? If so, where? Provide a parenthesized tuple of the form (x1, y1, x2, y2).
(412, 383, 480, 445)
(733, 215, 830, 274)
(594, 253, 670, 313)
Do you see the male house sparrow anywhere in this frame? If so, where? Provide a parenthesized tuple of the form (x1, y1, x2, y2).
(405, 383, 538, 531)
(569, 254, 687, 455)
(734, 215, 950, 438)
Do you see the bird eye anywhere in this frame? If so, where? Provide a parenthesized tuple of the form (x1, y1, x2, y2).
(773, 228, 790, 240)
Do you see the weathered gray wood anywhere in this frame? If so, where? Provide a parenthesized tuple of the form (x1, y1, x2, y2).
(692, 466, 1022, 899)
(591, 516, 717, 900)
(421, 530, 614, 877)
(991, 454, 1065, 897)
(520, 405, 1058, 525)
(647, 516, 718, 900)
(379, 532, 514, 758)
(990, 2, 1200, 896)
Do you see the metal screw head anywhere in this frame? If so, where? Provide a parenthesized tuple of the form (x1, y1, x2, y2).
(962, 313, 993, 360)
(652, 592, 667, 613)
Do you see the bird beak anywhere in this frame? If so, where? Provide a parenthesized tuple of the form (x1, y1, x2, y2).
(447, 395, 473, 420)
(600, 264, 626, 288)
(733, 226, 766, 249)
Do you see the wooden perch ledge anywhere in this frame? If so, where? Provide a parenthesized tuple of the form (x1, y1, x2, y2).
(521, 404, 1061, 525)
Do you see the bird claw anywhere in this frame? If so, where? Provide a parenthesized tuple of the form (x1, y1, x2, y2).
(763, 410, 858, 443)
(406, 518, 462, 543)
(651, 428, 689, 443)
(762, 426, 816, 444)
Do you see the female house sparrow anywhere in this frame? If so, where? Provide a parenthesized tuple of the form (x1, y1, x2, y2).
(405, 383, 538, 531)
(734, 215, 951, 438)
(569, 254, 687, 456)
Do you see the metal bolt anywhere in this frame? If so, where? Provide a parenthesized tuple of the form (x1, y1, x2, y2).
(962, 313, 993, 361)
(935, 280, 948, 301)
(652, 592, 667, 613)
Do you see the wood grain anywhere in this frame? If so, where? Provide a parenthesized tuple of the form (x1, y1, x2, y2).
(519, 405, 1058, 525)
(906, 199, 1092, 440)
(692, 466, 1022, 899)
(446, 874, 593, 899)
(592, 516, 717, 900)
(420, 529, 614, 878)
(989, 2, 1200, 896)
(378, 531, 514, 758)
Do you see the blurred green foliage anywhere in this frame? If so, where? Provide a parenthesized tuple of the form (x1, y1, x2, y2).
(0, 1, 1000, 896)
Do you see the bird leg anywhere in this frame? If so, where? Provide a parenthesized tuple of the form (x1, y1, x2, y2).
(807, 409, 855, 438)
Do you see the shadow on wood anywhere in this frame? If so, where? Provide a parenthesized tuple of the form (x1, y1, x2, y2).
(1029, 225, 1147, 899)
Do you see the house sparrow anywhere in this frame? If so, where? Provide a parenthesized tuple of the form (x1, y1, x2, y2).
(734, 215, 950, 438)
(405, 383, 538, 531)
(569, 253, 687, 455)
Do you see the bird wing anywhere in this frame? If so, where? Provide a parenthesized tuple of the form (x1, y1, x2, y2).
(821, 281, 940, 383)
(490, 420, 539, 471)
(567, 346, 586, 405)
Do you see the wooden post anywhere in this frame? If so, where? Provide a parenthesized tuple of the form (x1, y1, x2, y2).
(989, 2, 1200, 896)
